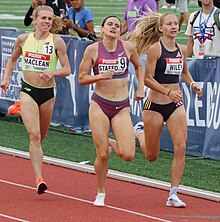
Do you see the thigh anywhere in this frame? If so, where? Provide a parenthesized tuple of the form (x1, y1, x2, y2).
(20, 92, 40, 135)
(142, 110, 164, 154)
(111, 108, 135, 154)
(89, 101, 110, 152)
(166, 105, 187, 147)
(39, 97, 55, 141)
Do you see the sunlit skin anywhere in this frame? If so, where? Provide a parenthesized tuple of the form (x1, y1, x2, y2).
(78, 16, 145, 200)
(34, 11, 53, 33)
(0, 7, 71, 191)
(101, 18, 121, 39)
(159, 14, 179, 39)
(138, 14, 203, 207)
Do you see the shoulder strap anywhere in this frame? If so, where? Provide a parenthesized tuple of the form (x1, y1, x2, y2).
(72, 9, 76, 23)
(190, 9, 220, 31)
(190, 10, 200, 27)
(213, 8, 220, 30)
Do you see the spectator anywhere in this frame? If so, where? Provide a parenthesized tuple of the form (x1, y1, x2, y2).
(185, 0, 220, 58)
(1, 6, 70, 195)
(161, 0, 176, 9)
(24, 0, 67, 27)
(78, 15, 145, 206)
(120, 0, 158, 40)
(62, 0, 95, 38)
(129, 12, 202, 207)
(177, 0, 189, 32)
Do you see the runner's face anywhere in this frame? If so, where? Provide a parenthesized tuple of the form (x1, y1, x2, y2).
(35, 10, 53, 31)
(102, 17, 121, 38)
(160, 14, 178, 38)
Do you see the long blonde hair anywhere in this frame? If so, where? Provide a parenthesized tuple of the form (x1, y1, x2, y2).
(128, 12, 175, 55)
(32, 5, 64, 34)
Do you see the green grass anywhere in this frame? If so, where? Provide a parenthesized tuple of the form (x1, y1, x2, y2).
(0, 116, 220, 193)
(0, 0, 201, 44)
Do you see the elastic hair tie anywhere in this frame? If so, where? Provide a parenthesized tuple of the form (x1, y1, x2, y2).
(167, 89, 171, 96)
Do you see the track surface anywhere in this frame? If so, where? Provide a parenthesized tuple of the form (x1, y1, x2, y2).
(0, 154, 220, 222)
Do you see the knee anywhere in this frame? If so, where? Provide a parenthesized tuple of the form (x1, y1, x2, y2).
(119, 150, 135, 162)
(174, 142, 186, 157)
(145, 149, 159, 162)
(121, 154, 134, 162)
(29, 130, 41, 143)
(97, 151, 109, 162)
(146, 154, 158, 162)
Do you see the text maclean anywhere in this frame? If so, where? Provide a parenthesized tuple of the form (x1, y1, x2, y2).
(24, 58, 49, 67)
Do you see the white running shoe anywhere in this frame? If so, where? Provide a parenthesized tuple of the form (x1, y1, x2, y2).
(134, 122, 144, 139)
(161, 5, 168, 9)
(170, 5, 176, 9)
(166, 194, 186, 208)
(93, 193, 106, 207)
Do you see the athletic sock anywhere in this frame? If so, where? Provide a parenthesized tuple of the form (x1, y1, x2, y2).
(169, 186, 178, 197)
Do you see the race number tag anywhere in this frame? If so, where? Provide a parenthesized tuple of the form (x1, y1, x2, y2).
(98, 57, 127, 74)
(164, 58, 183, 75)
(23, 52, 51, 71)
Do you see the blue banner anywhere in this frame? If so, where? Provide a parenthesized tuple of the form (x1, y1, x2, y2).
(0, 30, 219, 160)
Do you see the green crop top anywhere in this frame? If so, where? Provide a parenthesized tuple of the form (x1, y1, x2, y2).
(22, 32, 58, 72)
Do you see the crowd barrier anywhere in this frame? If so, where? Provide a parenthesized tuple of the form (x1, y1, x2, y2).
(0, 30, 219, 160)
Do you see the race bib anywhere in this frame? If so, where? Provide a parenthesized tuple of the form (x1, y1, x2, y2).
(98, 57, 127, 74)
(164, 58, 183, 75)
(23, 52, 51, 71)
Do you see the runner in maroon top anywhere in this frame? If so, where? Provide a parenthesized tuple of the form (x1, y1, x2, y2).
(79, 15, 145, 206)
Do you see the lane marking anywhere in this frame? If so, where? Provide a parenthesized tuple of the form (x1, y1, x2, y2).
(1, 146, 219, 202)
(0, 213, 29, 222)
(0, 179, 171, 222)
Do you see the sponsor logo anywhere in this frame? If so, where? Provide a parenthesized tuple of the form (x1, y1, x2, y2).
(176, 52, 181, 57)
(24, 87, 31, 92)
(118, 52, 124, 56)
(115, 105, 123, 110)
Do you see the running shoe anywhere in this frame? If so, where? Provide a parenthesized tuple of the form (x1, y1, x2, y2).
(8, 101, 20, 116)
(36, 177, 47, 195)
(93, 193, 106, 207)
(161, 5, 168, 9)
(166, 194, 186, 208)
(133, 121, 144, 139)
(170, 5, 177, 9)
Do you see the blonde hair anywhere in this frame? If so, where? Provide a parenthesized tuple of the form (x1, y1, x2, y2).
(32, 5, 64, 34)
(128, 12, 175, 55)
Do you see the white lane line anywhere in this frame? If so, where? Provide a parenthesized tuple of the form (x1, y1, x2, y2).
(0, 179, 172, 222)
(1, 146, 220, 202)
(0, 213, 29, 222)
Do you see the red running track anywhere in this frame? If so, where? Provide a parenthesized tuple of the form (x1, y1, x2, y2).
(0, 153, 220, 222)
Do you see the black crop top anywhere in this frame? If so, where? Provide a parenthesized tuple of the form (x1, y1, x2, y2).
(154, 41, 183, 84)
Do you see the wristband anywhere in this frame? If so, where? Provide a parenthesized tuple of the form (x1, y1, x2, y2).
(73, 24, 78, 30)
